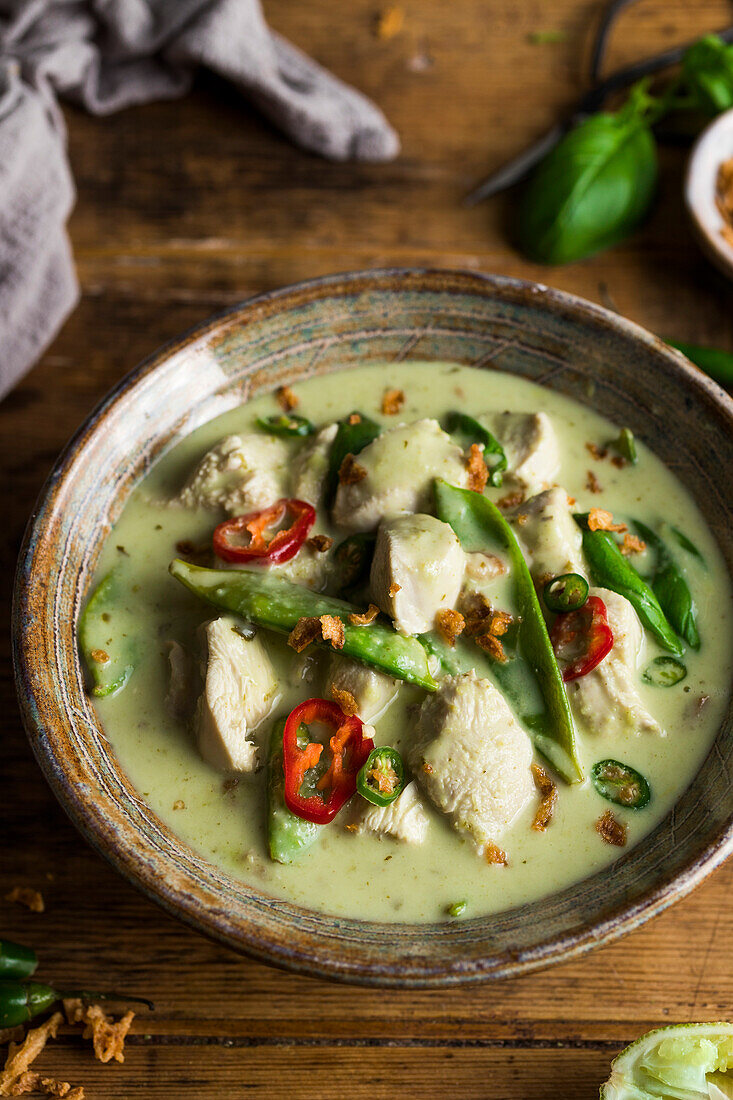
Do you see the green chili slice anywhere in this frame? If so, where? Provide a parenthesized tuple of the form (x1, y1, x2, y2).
(592, 759, 651, 810)
(643, 656, 687, 687)
(543, 573, 589, 613)
(632, 520, 700, 651)
(332, 534, 376, 593)
(356, 747, 405, 807)
(445, 411, 507, 487)
(325, 411, 382, 506)
(256, 413, 315, 437)
(447, 900, 467, 918)
(613, 428, 638, 465)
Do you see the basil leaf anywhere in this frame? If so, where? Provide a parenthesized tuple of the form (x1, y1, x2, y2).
(518, 94, 658, 265)
(682, 35, 733, 115)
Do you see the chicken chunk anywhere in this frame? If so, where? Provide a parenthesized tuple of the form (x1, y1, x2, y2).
(174, 434, 289, 515)
(485, 411, 560, 492)
(567, 587, 662, 736)
(370, 513, 465, 636)
(515, 486, 586, 580)
(290, 423, 338, 506)
(409, 672, 535, 855)
(346, 781, 430, 844)
(332, 418, 469, 532)
(196, 617, 280, 772)
(326, 654, 399, 721)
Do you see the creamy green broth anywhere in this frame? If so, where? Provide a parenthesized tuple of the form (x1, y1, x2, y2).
(89, 362, 733, 922)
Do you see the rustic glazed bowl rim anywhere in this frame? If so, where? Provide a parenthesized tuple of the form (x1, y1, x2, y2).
(13, 267, 733, 987)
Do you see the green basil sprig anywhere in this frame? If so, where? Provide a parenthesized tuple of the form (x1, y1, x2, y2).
(632, 520, 700, 650)
(682, 34, 733, 115)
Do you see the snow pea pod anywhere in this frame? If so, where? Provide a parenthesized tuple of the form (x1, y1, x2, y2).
(169, 560, 437, 691)
(0, 939, 37, 980)
(267, 719, 321, 864)
(78, 569, 135, 697)
(325, 411, 382, 507)
(434, 480, 582, 784)
(0, 981, 153, 1028)
(632, 520, 700, 650)
(444, 411, 507, 487)
(574, 516, 684, 656)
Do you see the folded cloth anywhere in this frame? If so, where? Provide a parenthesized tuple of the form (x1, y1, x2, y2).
(0, 0, 400, 399)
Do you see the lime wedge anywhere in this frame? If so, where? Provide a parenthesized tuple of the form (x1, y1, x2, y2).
(601, 1023, 733, 1099)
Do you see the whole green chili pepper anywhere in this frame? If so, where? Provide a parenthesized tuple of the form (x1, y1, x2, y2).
(0, 940, 37, 980)
(574, 516, 683, 656)
(445, 411, 507, 487)
(666, 339, 733, 389)
(632, 520, 700, 650)
(0, 981, 154, 1028)
(434, 479, 582, 784)
(169, 560, 437, 691)
(543, 573, 589, 613)
(325, 411, 382, 506)
(79, 570, 135, 697)
(357, 747, 405, 807)
(591, 759, 651, 810)
(267, 719, 321, 864)
(256, 413, 315, 438)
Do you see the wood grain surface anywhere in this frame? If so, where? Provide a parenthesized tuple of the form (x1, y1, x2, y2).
(2, 1, 732, 1096)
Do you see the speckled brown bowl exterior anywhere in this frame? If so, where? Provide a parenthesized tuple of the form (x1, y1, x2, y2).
(13, 269, 733, 987)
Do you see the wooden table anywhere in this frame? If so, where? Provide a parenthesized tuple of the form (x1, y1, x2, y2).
(3, 1, 732, 1095)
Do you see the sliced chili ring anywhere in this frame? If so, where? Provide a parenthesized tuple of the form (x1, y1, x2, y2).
(642, 656, 687, 687)
(256, 414, 315, 437)
(213, 498, 315, 565)
(550, 595, 614, 682)
(592, 759, 651, 810)
(282, 698, 374, 825)
(543, 572, 589, 613)
(356, 747, 405, 807)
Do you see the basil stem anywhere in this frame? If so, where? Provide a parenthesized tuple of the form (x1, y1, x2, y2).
(169, 559, 437, 691)
(666, 339, 733, 389)
(632, 520, 700, 650)
(325, 411, 381, 507)
(267, 719, 321, 864)
(445, 411, 507, 487)
(574, 516, 683, 656)
(434, 479, 582, 784)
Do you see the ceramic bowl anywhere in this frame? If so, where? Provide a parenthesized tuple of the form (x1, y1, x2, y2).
(685, 107, 733, 280)
(13, 269, 733, 987)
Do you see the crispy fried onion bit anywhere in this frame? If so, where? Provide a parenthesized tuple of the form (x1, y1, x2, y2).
(338, 453, 368, 485)
(620, 533, 646, 556)
(465, 443, 489, 493)
(330, 685, 359, 717)
(347, 604, 379, 626)
(587, 508, 627, 533)
(484, 841, 508, 866)
(531, 764, 558, 832)
(276, 385, 298, 411)
(460, 592, 512, 662)
(288, 615, 345, 653)
(64, 1002, 134, 1065)
(4, 887, 44, 913)
(595, 809, 627, 847)
(381, 388, 405, 415)
(435, 608, 465, 647)
(307, 535, 333, 553)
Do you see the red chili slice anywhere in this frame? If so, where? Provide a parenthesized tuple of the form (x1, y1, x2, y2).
(213, 498, 315, 565)
(550, 595, 614, 682)
(282, 698, 374, 824)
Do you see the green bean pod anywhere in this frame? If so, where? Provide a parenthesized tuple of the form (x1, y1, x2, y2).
(434, 479, 582, 784)
(574, 517, 683, 656)
(0, 939, 38, 980)
(267, 719, 322, 864)
(633, 520, 700, 650)
(169, 560, 437, 691)
(325, 411, 382, 506)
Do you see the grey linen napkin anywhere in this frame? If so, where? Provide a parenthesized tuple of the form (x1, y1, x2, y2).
(0, 0, 400, 399)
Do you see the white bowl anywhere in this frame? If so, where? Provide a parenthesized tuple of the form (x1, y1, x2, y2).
(685, 107, 733, 280)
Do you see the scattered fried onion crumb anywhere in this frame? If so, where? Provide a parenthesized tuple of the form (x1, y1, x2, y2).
(5, 887, 44, 913)
(0, 1013, 64, 1097)
(388, 582, 401, 598)
(484, 841, 508, 866)
(376, 4, 405, 39)
(89, 648, 109, 664)
(586, 442, 607, 461)
(475, 633, 507, 662)
(81, 1006, 135, 1065)
(338, 454, 368, 485)
(172, 800, 185, 811)
(3, 1072, 84, 1098)
(465, 444, 489, 493)
(348, 413, 361, 425)
(330, 686, 359, 716)
(276, 385, 298, 411)
(381, 388, 405, 415)
(596, 809, 627, 847)
(307, 534, 333, 553)
(497, 489, 524, 509)
(587, 508, 627, 533)
(531, 764, 558, 832)
(586, 469, 602, 494)
(288, 614, 345, 652)
(620, 533, 646, 556)
(488, 610, 512, 637)
(716, 157, 733, 248)
(320, 615, 346, 649)
(435, 608, 465, 647)
(347, 604, 380, 625)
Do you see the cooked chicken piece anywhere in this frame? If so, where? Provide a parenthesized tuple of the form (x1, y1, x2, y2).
(409, 672, 534, 855)
(165, 640, 196, 721)
(370, 513, 465, 636)
(332, 418, 469, 532)
(290, 423, 339, 506)
(346, 781, 430, 844)
(485, 411, 560, 492)
(464, 551, 508, 583)
(196, 616, 280, 772)
(515, 486, 586, 579)
(174, 434, 289, 515)
(326, 654, 399, 721)
(567, 587, 662, 736)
